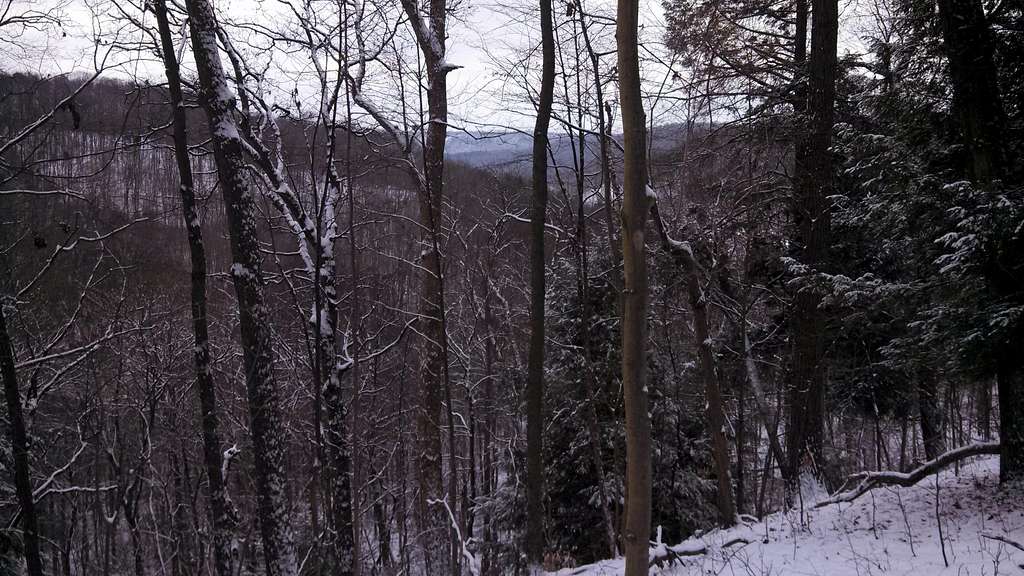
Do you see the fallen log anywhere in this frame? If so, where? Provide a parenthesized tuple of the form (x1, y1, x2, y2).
(648, 533, 753, 568)
(817, 442, 1000, 507)
(982, 532, 1024, 553)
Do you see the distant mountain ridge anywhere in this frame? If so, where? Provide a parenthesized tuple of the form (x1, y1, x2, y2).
(445, 123, 695, 171)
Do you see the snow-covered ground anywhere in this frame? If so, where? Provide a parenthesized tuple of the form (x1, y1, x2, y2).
(555, 456, 1024, 575)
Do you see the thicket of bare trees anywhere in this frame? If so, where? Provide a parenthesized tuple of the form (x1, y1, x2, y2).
(1, 0, 1022, 572)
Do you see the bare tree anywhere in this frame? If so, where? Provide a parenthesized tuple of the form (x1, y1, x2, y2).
(526, 0, 555, 563)
(616, 0, 652, 569)
(152, 1, 237, 573)
(183, 0, 298, 573)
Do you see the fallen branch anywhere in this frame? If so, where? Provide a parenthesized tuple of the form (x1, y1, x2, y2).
(818, 442, 1000, 507)
(649, 533, 753, 568)
(982, 532, 1024, 553)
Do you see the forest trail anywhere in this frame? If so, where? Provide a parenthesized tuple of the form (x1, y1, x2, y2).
(559, 456, 1024, 575)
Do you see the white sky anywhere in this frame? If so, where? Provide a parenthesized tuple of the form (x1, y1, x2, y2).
(1, 0, 869, 130)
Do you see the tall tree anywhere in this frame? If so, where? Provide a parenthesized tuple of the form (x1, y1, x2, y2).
(0, 307, 43, 576)
(617, 0, 652, 570)
(183, 1, 298, 573)
(934, 0, 1021, 483)
(526, 0, 556, 563)
(786, 0, 838, 483)
(152, 3, 236, 574)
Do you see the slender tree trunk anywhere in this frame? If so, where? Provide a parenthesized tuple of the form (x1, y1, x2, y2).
(687, 272, 736, 525)
(398, 2, 455, 567)
(917, 377, 946, 461)
(976, 380, 991, 441)
(786, 0, 837, 483)
(183, 2, 297, 573)
(735, 372, 746, 516)
(577, 4, 621, 283)
(0, 307, 44, 576)
(152, 4, 235, 574)
(616, 0, 652, 568)
(320, 258, 356, 576)
(481, 276, 497, 576)
(526, 0, 555, 564)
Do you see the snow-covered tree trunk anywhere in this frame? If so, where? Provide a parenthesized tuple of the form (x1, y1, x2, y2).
(152, 3, 236, 574)
(182, 2, 297, 574)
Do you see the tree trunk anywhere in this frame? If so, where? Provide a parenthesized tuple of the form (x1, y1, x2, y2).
(481, 275, 497, 576)
(686, 272, 736, 525)
(934, 0, 1021, 483)
(786, 0, 837, 482)
(935, 0, 1005, 183)
(616, 0, 652, 568)
(398, 1, 455, 568)
(735, 372, 746, 516)
(526, 0, 556, 564)
(917, 377, 945, 461)
(997, 351, 1024, 483)
(152, 4, 236, 574)
(0, 307, 45, 576)
(183, 2, 297, 573)
(976, 380, 991, 441)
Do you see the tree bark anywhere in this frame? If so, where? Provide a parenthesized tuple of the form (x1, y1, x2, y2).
(616, 0, 652, 568)
(786, 0, 837, 482)
(152, 4, 236, 574)
(649, 207, 736, 525)
(997, 352, 1024, 483)
(183, 2, 297, 574)
(0, 307, 44, 576)
(526, 0, 555, 562)
(935, 0, 1005, 183)
(393, 0, 456, 568)
(934, 0, 1022, 484)
(917, 377, 945, 461)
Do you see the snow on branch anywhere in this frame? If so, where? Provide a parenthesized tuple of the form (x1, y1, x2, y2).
(982, 532, 1024, 553)
(427, 497, 479, 575)
(648, 532, 754, 568)
(818, 442, 1000, 507)
(648, 186, 699, 272)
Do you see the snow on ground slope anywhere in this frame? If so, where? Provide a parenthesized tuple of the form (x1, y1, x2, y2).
(555, 456, 1024, 575)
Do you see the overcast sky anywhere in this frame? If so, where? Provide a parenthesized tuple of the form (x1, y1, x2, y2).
(2, 0, 867, 130)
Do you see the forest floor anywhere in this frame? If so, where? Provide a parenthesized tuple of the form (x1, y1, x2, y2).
(554, 456, 1024, 575)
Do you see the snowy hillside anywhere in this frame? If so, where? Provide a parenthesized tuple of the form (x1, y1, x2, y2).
(557, 456, 1024, 575)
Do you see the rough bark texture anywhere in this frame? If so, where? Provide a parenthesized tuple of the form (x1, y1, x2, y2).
(320, 253, 356, 575)
(183, 2, 297, 574)
(786, 0, 837, 482)
(152, 4, 236, 574)
(617, 0, 652, 568)
(0, 307, 44, 576)
(394, 0, 453, 568)
(526, 0, 556, 562)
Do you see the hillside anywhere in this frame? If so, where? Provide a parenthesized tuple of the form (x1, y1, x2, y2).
(557, 456, 1024, 575)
